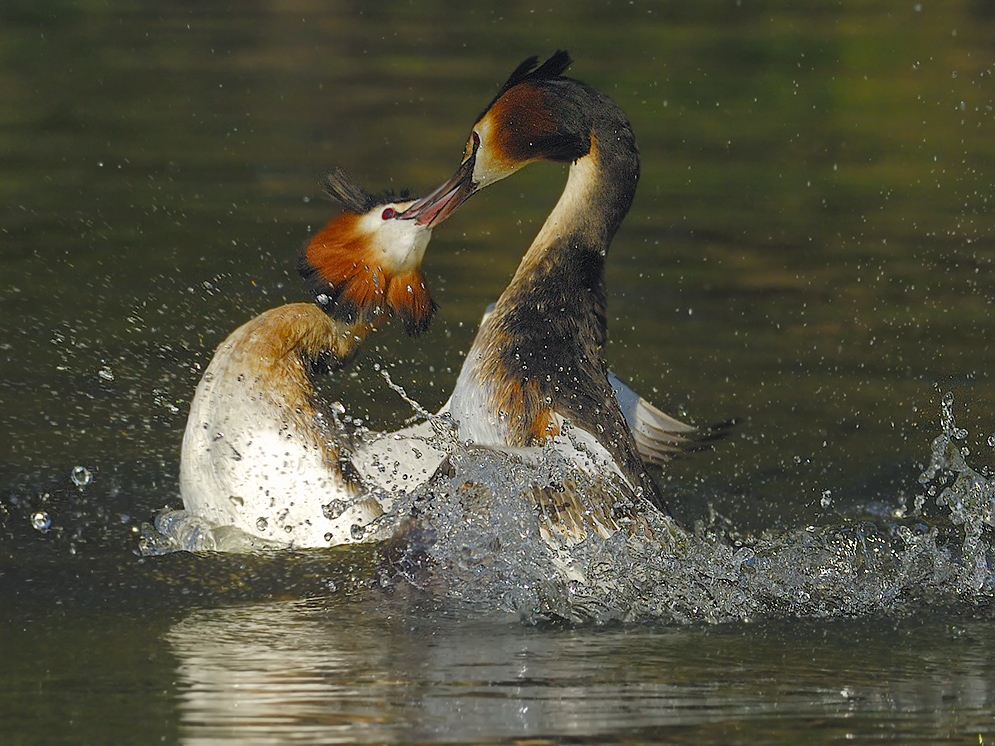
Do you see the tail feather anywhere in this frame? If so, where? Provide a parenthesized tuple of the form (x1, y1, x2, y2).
(609, 371, 735, 465)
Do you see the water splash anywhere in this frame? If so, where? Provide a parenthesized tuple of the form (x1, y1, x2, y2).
(916, 391, 995, 594)
(31, 511, 51, 533)
(70, 466, 92, 489)
(148, 393, 995, 624)
(142, 510, 285, 553)
(383, 392, 995, 623)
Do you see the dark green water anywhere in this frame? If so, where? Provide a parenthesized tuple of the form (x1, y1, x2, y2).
(2, 1, 994, 743)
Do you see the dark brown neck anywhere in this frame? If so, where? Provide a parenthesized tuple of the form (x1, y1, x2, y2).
(478, 98, 661, 505)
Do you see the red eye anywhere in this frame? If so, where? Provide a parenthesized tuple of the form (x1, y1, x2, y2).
(381, 207, 396, 220)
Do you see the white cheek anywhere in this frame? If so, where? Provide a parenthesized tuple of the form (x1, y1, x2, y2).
(472, 143, 522, 189)
(469, 118, 524, 187)
(374, 221, 433, 272)
(356, 209, 388, 234)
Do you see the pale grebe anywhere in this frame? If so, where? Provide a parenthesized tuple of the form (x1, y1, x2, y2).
(179, 172, 444, 548)
(400, 51, 697, 542)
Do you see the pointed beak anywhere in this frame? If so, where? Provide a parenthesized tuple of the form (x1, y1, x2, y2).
(398, 154, 477, 228)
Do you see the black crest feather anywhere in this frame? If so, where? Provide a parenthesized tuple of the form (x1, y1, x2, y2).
(320, 167, 410, 214)
(475, 50, 573, 124)
(320, 167, 377, 213)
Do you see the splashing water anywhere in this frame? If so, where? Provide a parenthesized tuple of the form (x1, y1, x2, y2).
(385, 451, 955, 624)
(31, 511, 51, 533)
(915, 391, 995, 593)
(70, 466, 92, 489)
(148, 393, 995, 624)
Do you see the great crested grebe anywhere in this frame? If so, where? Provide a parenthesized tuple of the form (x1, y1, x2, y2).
(176, 75, 707, 551)
(298, 168, 436, 337)
(400, 51, 698, 541)
(179, 172, 445, 548)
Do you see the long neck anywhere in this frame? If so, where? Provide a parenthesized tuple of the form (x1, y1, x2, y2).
(496, 122, 639, 342)
(457, 102, 654, 499)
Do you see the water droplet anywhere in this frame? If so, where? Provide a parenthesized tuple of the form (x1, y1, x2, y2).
(228, 495, 244, 508)
(820, 490, 833, 508)
(322, 500, 347, 520)
(70, 466, 92, 488)
(255, 517, 268, 531)
(97, 366, 115, 382)
(31, 511, 51, 532)
(350, 523, 365, 540)
(324, 532, 334, 543)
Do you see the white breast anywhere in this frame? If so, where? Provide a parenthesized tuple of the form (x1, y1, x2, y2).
(179, 342, 386, 548)
(447, 348, 510, 446)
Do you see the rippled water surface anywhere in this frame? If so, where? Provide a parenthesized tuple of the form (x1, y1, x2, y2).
(2, 1, 995, 743)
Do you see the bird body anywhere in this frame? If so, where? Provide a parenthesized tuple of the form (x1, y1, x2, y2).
(179, 303, 395, 547)
(179, 180, 444, 548)
(401, 52, 673, 540)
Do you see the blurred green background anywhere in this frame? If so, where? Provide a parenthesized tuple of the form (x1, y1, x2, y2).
(1, 3, 994, 743)
(1, 0, 993, 542)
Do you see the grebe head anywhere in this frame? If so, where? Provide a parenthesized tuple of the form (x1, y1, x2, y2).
(400, 50, 590, 227)
(299, 168, 437, 336)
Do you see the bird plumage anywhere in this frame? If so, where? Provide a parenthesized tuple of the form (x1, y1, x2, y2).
(400, 52, 678, 536)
